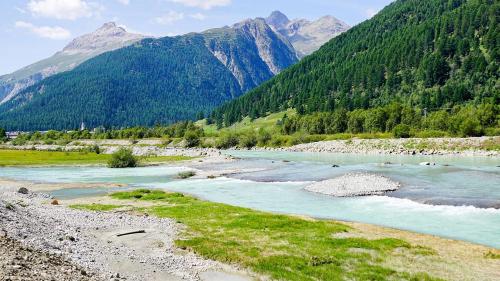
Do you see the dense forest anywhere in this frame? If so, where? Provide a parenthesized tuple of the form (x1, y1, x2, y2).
(0, 35, 241, 131)
(212, 0, 499, 135)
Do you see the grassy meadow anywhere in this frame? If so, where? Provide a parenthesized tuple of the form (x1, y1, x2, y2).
(0, 149, 191, 166)
(71, 189, 500, 281)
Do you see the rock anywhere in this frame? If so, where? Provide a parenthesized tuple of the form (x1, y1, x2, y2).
(332, 164, 340, 168)
(51, 199, 59, 205)
(17, 187, 29, 194)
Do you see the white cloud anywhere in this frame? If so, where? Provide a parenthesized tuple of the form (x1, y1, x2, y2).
(365, 8, 378, 18)
(15, 21, 71, 39)
(116, 0, 130, 5)
(154, 11, 185, 25)
(190, 13, 206, 20)
(27, 0, 102, 20)
(169, 0, 231, 10)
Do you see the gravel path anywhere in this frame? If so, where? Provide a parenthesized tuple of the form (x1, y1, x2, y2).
(305, 173, 400, 197)
(0, 191, 226, 281)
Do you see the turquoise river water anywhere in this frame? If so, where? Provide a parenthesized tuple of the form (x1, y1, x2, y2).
(1, 150, 499, 248)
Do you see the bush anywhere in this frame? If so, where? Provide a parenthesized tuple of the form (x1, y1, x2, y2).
(215, 134, 239, 149)
(239, 134, 257, 149)
(257, 129, 272, 146)
(184, 131, 200, 148)
(107, 148, 137, 168)
(393, 124, 411, 138)
(484, 127, 500, 136)
(459, 118, 483, 137)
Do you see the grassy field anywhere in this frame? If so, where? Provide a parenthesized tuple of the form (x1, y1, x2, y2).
(0, 149, 191, 166)
(73, 189, 450, 281)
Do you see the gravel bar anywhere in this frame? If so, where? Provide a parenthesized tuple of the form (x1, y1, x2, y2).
(0, 191, 223, 281)
(305, 173, 401, 197)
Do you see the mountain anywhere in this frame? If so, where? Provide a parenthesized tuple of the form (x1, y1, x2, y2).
(0, 22, 146, 104)
(204, 18, 298, 92)
(0, 18, 298, 131)
(266, 11, 350, 57)
(213, 0, 499, 127)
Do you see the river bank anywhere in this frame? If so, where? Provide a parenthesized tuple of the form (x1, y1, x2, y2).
(1, 187, 499, 281)
(2, 136, 499, 159)
(256, 136, 500, 157)
(0, 190, 251, 281)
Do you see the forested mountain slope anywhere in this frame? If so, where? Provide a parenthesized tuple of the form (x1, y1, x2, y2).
(0, 19, 298, 131)
(0, 35, 242, 130)
(213, 0, 499, 131)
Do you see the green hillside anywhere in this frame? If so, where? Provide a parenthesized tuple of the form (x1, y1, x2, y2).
(0, 35, 241, 131)
(213, 0, 499, 136)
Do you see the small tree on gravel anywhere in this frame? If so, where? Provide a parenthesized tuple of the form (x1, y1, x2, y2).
(108, 148, 137, 168)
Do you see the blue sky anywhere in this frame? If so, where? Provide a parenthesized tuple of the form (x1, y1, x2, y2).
(1, 0, 394, 75)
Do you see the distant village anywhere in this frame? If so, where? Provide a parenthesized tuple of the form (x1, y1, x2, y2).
(6, 122, 95, 139)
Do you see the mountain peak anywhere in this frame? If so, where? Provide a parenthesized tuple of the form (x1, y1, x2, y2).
(62, 22, 144, 54)
(266, 11, 290, 29)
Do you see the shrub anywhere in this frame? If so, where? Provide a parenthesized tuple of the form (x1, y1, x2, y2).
(215, 134, 239, 149)
(459, 118, 483, 137)
(184, 131, 201, 148)
(107, 148, 137, 168)
(239, 134, 257, 149)
(257, 129, 272, 146)
(177, 171, 196, 179)
(484, 127, 500, 136)
(393, 124, 411, 138)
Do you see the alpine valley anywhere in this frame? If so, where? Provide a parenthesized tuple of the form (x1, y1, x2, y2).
(0, 12, 349, 131)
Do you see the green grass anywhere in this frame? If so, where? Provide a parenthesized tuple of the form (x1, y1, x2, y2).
(0, 149, 192, 166)
(70, 204, 122, 211)
(197, 110, 294, 137)
(484, 251, 500, 259)
(97, 189, 440, 281)
(111, 189, 173, 201)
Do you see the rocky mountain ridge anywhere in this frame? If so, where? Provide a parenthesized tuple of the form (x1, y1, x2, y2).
(265, 11, 350, 57)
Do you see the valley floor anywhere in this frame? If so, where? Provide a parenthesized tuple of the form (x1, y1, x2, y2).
(0, 139, 499, 280)
(1, 183, 499, 281)
(2, 136, 499, 160)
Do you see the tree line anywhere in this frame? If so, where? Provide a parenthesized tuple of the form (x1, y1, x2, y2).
(212, 0, 499, 133)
